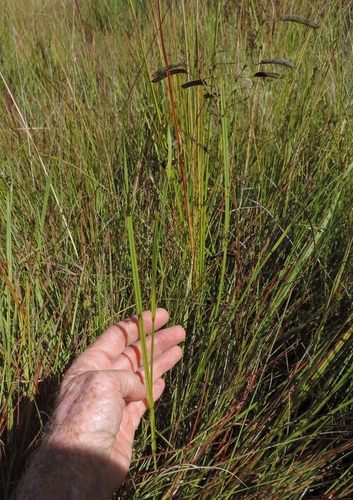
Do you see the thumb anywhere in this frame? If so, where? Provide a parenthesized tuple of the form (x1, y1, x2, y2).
(116, 370, 148, 402)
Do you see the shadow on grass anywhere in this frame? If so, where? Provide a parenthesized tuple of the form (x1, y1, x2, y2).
(0, 375, 60, 499)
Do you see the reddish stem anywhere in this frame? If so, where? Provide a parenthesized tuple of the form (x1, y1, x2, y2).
(155, 0, 194, 257)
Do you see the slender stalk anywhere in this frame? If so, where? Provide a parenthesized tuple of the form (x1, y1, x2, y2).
(123, 143, 157, 467)
(155, 0, 194, 258)
(212, 85, 230, 322)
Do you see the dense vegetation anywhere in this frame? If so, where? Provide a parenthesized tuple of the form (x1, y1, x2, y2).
(1, 0, 353, 498)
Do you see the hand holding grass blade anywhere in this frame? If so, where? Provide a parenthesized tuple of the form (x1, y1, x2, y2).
(17, 308, 185, 500)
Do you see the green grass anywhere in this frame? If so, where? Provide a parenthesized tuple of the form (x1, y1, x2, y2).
(1, 0, 353, 498)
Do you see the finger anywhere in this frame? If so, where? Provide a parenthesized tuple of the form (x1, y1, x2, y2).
(150, 377, 166, 402)
(116, 370, 148, 402)
(135, 345, 183, 385)
(113, 325, 186, 371)
(59, 369, 148, 407)
(120, 349, 181, 431)
(67, 309, 170, 373)
(120, 378, 166, 432)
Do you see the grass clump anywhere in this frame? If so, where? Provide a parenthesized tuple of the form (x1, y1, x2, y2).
(1, 0, 353, 498)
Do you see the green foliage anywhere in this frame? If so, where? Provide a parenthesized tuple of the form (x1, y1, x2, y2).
(1, 0, 353, 498)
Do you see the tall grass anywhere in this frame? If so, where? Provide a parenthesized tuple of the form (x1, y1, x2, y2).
(1, 0, 353, 498)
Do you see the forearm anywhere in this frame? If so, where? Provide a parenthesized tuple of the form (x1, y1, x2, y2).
(16, 438, 104, 500)
(16, 372, 133, 500)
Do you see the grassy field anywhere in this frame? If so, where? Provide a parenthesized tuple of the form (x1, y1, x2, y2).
(1, 0, 353, 498)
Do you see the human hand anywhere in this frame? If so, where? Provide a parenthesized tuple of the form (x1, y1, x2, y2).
(17, 308, 185, 500)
